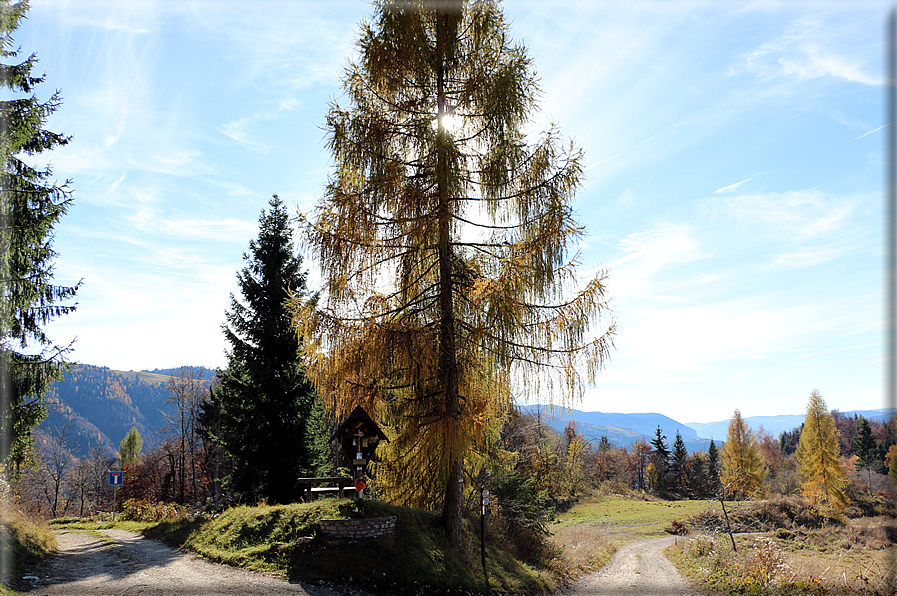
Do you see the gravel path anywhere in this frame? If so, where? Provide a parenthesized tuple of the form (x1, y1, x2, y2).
(566, 536, 700, 596)
(22, 529, 700, 596)
(22, 529, 371, 596)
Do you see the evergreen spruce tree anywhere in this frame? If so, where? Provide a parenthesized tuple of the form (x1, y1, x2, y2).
(851, 416, 876, 496)
(212, 196, 328, 504)
(0, 0, 79, 475)
(671, 429, 688, 495)
(686, 452, 708, 498)
(649, 426, 671, 495)
(797, 390, 847, 511)
(707, 438, 721, 495)
(293, 0, 614, 548)
(721, 409, 767, 499)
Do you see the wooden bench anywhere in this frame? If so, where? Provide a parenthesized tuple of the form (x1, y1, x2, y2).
(296, 477, 358, 501)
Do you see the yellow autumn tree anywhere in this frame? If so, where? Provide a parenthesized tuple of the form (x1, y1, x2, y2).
(291, 0, 614, 548)
(796, 390, 848, 512)
(721, 409, 767, 499)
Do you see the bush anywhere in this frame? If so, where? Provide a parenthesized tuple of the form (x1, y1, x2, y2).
(746, 537, 788, 586)
(687, 495, 842, 533)
(121, 499, 186, 522)
(665, 519, 688, 535)
(685, 534, 716, 557)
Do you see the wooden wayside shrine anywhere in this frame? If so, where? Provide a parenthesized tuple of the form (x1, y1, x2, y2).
(330, 405, 388, 481)
(296, 406, 387, 501)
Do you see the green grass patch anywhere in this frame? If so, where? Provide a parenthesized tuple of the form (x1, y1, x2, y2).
(554, 495, 715, 542)
(140, 499, 557, 594)
(546, 493, 719, 583)
(49, 518, 155, 533)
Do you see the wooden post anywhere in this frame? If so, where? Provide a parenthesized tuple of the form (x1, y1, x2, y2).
(719, 498, 737, 553)
(481, 488, 488, 590)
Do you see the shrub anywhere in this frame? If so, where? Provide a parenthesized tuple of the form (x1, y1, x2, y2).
(665, 519, 688, 535)
(686, 534, 716, 558)
(687, 495, 843, 533)
(121, 499, 186, 522)
(746, 537, 788, 586)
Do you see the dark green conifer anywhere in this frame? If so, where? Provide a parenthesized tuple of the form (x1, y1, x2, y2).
(852, 416, 877, 495)
(0, 0, 79, 475)
(649, 426, 671, 495)
(707, 438, 721, 495)
(671, 430, 688, 495)
(209, 196, 328, 504)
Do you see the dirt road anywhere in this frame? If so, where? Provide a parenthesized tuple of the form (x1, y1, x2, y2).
(23, 529, 698, 596)
(567, 536, 699, 596)
(22, 529, 370, 596)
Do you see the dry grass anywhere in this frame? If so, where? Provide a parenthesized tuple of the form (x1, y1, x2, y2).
(548, 492, 712, 579)
(1, 508, 57, 592)
(672, 527, 897, 595)
(549, 521, 616, 575)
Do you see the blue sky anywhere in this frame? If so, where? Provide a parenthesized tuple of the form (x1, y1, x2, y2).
(15, 0, 890, 423)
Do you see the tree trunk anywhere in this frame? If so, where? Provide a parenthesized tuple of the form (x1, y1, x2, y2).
(435, 8, 464, 551)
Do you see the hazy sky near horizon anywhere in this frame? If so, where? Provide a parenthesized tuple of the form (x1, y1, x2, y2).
(16, 0, 890, 423)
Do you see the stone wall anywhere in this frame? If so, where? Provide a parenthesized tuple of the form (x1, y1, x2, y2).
(318, 516, 397, 540)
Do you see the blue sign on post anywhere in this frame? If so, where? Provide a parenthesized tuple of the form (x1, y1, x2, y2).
(109, 471, 123, 486)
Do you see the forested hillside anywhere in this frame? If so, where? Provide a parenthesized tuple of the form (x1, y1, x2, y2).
(37, 365, 203, 457)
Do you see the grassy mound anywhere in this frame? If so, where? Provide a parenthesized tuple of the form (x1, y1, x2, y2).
(1, 509, 57, 593)
(144, 498, 559, 594)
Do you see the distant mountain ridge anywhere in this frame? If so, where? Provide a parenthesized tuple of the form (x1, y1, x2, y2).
(520, 405, 712, 453)
(39, 366, 894, 459)
(39, 364, 213, 458)
(138, 367, 217, 383)
(687, 408, 897, 441)
(521, 404, 896, 453)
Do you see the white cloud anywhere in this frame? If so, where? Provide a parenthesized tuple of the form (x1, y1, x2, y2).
(714, 178, 753, 194)
(608, 223, 708, 272)
(125, 211, 256, 242)
(765, 246, 848, 269)
(855, 124, 886, 140)
(160, 217, 257, 241)
(219, 117, 273, 151)
(705, 190, 854, 241)
(733, 17, 877, 85)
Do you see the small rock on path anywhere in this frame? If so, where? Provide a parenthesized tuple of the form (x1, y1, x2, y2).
(566, 536, 700, 596)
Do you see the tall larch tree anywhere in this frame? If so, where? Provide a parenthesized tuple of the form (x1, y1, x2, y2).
(721, 409, 767, 499)
(292, 0, 614, 548)
(211, 196, 329, 504)
(0, 0, 79, 476)
(118, 427, 143, 468)
(796, 390, 848, 511)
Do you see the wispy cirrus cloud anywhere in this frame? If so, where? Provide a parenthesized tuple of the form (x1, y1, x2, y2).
(601, 223, 709, 301)
(764, 246, 850, 269)
(732, 17, 877, 85)
(125, 210, 257, 242)
(219, 116, 274, 151)
(609, 223, 708, 271)
(702, 190, 854, 241)
(715, 178, 752, 194)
